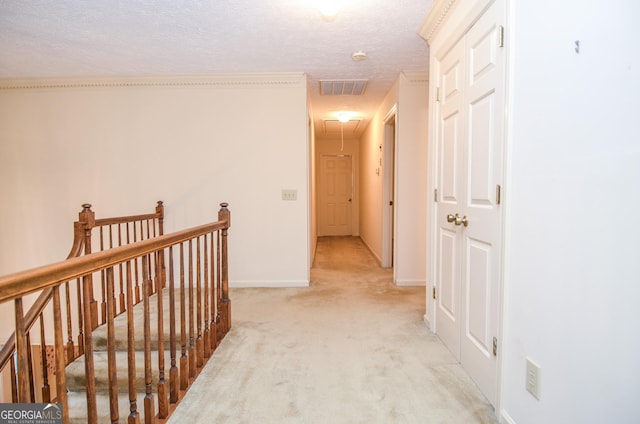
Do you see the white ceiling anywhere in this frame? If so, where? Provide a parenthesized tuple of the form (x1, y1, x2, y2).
(0, 0, 433, 137)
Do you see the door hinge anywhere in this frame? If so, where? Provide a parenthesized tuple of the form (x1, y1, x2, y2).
(496, 184, 501, 205)
(436, 86, 440, 102)
(434, 188, 438, 202)
(498, 25, 505, 48)
(493, 337, 498, 356)
(432, 287, 437, 299)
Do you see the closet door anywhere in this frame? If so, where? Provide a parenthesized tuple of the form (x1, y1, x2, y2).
(459, 1, 505, 406)
(434, 0, 505, 406)
(435, 37, 466, 361)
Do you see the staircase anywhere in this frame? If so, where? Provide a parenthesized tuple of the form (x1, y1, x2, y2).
(65, 289, 196, 423)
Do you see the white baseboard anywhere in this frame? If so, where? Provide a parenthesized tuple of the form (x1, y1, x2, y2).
(229, 280, 310, 288)
(423, 314, 432, 331)
(501, 410, 517, 424)
(396, 279, 426, 286)
(359, 237, 382, 265)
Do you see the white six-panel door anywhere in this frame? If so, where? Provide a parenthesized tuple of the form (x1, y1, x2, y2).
(434, 0, 505, 406)
(319, 155, 353, 236)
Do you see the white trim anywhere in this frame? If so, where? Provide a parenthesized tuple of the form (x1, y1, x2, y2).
(0, 72, 306, 90)
(395, 279, 426, 287)
(418, 0, 460, 45)
(360, 236, 382, 266)
(400, 71, 429, 85)
(229, 280, 310, 288)
(500, 410, 517, 424)
(381, 105, 397, 270)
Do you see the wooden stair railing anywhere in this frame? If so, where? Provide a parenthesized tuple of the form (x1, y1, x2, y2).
(0, 202, 231, 423)
(0, 201, 165, 400)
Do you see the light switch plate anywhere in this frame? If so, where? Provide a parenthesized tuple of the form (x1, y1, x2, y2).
(282, 189, 297, 201)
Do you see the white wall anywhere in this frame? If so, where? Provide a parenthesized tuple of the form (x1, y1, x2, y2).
(0, 73, 310, 287)
(395, 73, 428, 286)
(359, 81, 399, 262)
(359, 74, 428, 287)
(501, 1, 640, 423)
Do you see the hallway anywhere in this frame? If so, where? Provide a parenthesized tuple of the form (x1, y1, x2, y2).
(167, 236, 496, 423)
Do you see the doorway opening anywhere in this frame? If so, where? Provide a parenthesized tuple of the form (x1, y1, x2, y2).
(381, 108, 396, 268)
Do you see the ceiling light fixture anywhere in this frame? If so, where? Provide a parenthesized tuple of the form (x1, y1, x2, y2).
(352, 51, 367, 61)
(336, 111, 353, 123)
(317, 1, 340, 18)
(335, 111, 354, 152)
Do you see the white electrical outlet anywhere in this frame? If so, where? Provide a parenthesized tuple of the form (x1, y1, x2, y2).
(282, 189, 297, 201)
(525, 358, 541, 400)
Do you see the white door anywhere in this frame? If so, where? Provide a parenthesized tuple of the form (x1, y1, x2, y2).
(434, 0, 505, 406)
(435, 36, 465, 360)
(319, 155, 353, 236)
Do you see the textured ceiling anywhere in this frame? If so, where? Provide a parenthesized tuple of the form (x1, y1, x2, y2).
(0, 0, 433, 136)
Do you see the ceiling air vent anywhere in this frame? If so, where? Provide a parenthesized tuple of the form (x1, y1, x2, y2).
(320, 79, 368, 96)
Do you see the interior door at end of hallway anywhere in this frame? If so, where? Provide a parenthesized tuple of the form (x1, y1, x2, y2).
(319, 155, 353, 236)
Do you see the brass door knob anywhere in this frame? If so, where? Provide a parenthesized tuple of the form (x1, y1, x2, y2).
(455, 215, 469, 227)
(447, 214, 456, 223)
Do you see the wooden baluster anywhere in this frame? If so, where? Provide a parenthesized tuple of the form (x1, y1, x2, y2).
(215, 231, 222, 343)
(156, 250, 168, 418)
(14, 298, 30, 402)
(10, 356, 17, 402)
(203, 234, 211, 358)
(209, 232, 218, 353)
(156, 201, 165, 289)
(118, 223, 126, 314)
(76, 278, 85, 355)
(142, 255, 155, 424)
(126, 260, 140, 424)
(82, 273, 98, 422)
(133, 222, 141, 304)
(196, 237, 203, 368)
(100, 227, 107, 325)
(188, 240, 196, 378)
(168, 246, 178, 403)
(106, 267, 120, 424)
(26, 333, 35, 401)
(65, 281, 75, 363)
(39, 314, 50, 403)
(52, 285, 69, 424)
(179, 243, 188, 391)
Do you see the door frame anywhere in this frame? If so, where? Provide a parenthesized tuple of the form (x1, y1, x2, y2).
(422, 0, 511, 412)
(381, 105, 397, 269)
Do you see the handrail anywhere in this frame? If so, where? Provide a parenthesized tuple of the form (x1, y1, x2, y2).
(0, 202, 165, 373)
(0, 202, 231, 423)
(0, 219, 227, 303)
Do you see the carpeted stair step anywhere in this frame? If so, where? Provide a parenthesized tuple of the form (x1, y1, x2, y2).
(91, 289, 209, 351)
(67, 390, 160, 424)
(66, 350, 174, 393)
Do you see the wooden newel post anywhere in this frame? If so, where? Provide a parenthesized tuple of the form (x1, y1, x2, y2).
(218, 203, 231, 335)
(79, 204, 99, 330)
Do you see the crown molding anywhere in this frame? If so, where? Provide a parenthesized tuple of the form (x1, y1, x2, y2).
(418, 0, 460, 46)
(0, 72, 306, 91)
(401, 72, 429, 84)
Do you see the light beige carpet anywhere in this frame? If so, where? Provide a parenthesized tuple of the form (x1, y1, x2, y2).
(167, 236, 496, 424)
